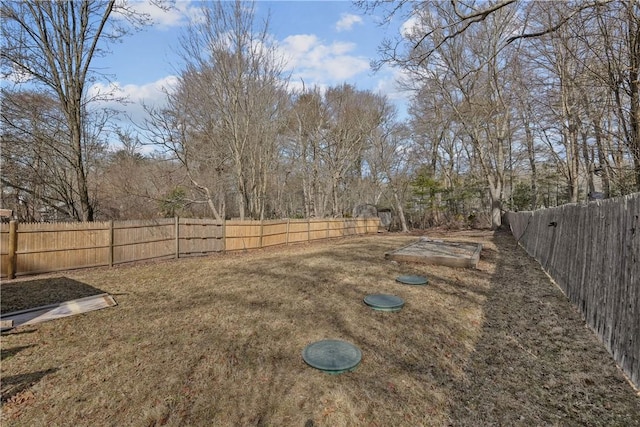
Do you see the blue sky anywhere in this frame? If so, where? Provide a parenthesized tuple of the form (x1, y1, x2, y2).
(88, 1, 411, 131)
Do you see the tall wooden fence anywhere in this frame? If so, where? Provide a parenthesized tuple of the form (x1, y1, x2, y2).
(505, 193, 639, 388)
(0, 217, 379, 278)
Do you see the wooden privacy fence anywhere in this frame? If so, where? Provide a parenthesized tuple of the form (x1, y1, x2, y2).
(0, 217, 379, 278)
(505, 193, 639, 389)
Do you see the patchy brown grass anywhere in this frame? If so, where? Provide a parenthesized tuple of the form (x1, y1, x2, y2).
(1, 231, 638, 426)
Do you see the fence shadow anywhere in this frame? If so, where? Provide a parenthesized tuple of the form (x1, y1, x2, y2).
(1, 368, 59, 404)
(447, 231, 640, 426)
(1, 344, 36, 360)
(1, 277, 107, 313)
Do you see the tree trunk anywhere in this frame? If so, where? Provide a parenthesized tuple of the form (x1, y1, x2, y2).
(627, 0, 640, 190)
(489, 183, 502, 230)
(524, 120, 538, 210)
(70, 112, 93, 221)
(392, 190, 409, 232)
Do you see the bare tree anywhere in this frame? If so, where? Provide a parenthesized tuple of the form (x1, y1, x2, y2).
(409, 82, 470, 224)
(0, 89, 111, 221)
(285, 87, 329, 217)
(93, 128, 184, 220)
(592, 0, 640, 191)
(322, 84, 387, 216)
(143, 72, 228, 221)
(275, 83, 389, 219)
(410, 3, 520, 228)
(360, 0, 616, 69)
(1, 0, 159, 221)
(160, 0, 289, 220)
(368, 114, 411, 232)
(533, 8, 584, 203)
(361, 0, 639, 223)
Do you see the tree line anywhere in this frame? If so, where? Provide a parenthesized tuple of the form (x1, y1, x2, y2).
(1, 0, 638, 230)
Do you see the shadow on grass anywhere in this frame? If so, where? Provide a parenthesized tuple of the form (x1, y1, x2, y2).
(447, 230, 640, 426)
(1, 368, 59, 403)
(1, 277, 107, 313)
(158, 239, 489, 424)
(1, 344, 36, 360)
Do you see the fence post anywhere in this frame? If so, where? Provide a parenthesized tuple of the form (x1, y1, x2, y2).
(7, 220, 17, 279)
(307, 218, 311, 242)
(175, 216, 180, 259)
(286, 219, 290, 246)
(109, 220, 114, 267)
(259, 220, 264, 248)
(222, 219, 226, 253)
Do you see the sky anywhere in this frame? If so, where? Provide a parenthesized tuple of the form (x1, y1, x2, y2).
(88, 0, 412, 139)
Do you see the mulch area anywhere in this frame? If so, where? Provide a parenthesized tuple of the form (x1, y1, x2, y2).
(447, 231, 640, 426)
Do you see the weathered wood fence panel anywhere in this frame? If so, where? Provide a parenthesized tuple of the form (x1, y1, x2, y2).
(505, 193, 639, 388)
(358, 218, 379, 234)
(177, 218, 224, 256)
(15, 222, 111, 275)
(309, 219, 329, 240)
(344, 219, 357, 236)
(328, 219, 345, 238)
(261, 220, 288, 248)
(1, 224, 10, 277)
(0, 217, 379, 278)
(288, 220, 310, 243)
(113, 219, 175, 265)
(225, 220, 262, 251)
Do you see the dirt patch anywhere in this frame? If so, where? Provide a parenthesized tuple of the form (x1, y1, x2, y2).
(0, 232, 638, 426)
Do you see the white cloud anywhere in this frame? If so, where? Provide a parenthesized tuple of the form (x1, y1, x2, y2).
(89, 75, 178, 104)
(1, 66, 33, 85)
(371, 67, 412, 119)
(278, 34, 369, 91)
(335, 13, 363, 32)
(374, 68, 408, 101)
(117, 0, 199, 29)
(281, 34, 319, 57)
(88, 75, 178, 125)
(400, 9, 434, 40)
(400, 14, 421, 38)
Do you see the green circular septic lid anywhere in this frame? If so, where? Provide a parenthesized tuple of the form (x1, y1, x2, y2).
(364, 294, 405, 311)
(302, 339, 362, 374)
(396, 275, 428, 285)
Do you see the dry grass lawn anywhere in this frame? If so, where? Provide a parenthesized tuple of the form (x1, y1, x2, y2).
(1, 231, 639, 426)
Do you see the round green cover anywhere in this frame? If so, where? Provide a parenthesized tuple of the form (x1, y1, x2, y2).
(396, 275, 428, 285)
(363, 294, 404, 311)
(302, 340, 362, 374)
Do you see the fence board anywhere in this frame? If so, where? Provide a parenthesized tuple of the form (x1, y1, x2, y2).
(343, 219, 357, 236)
(309, 219, 329, 241)
(326, 219, 343, 238)
(505, 193, 640, 389)
(0, 217, 380, 276)
(15, 222, 110, 275)
(178, 218, 224, 256)
(365, 218, 379, 233)
(225, 220, 262, 251)
(262, 220, 288, 248)
(113, 219, 175, 264)
(0, 223, 9, 276)
(288, 220, 310, 243)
